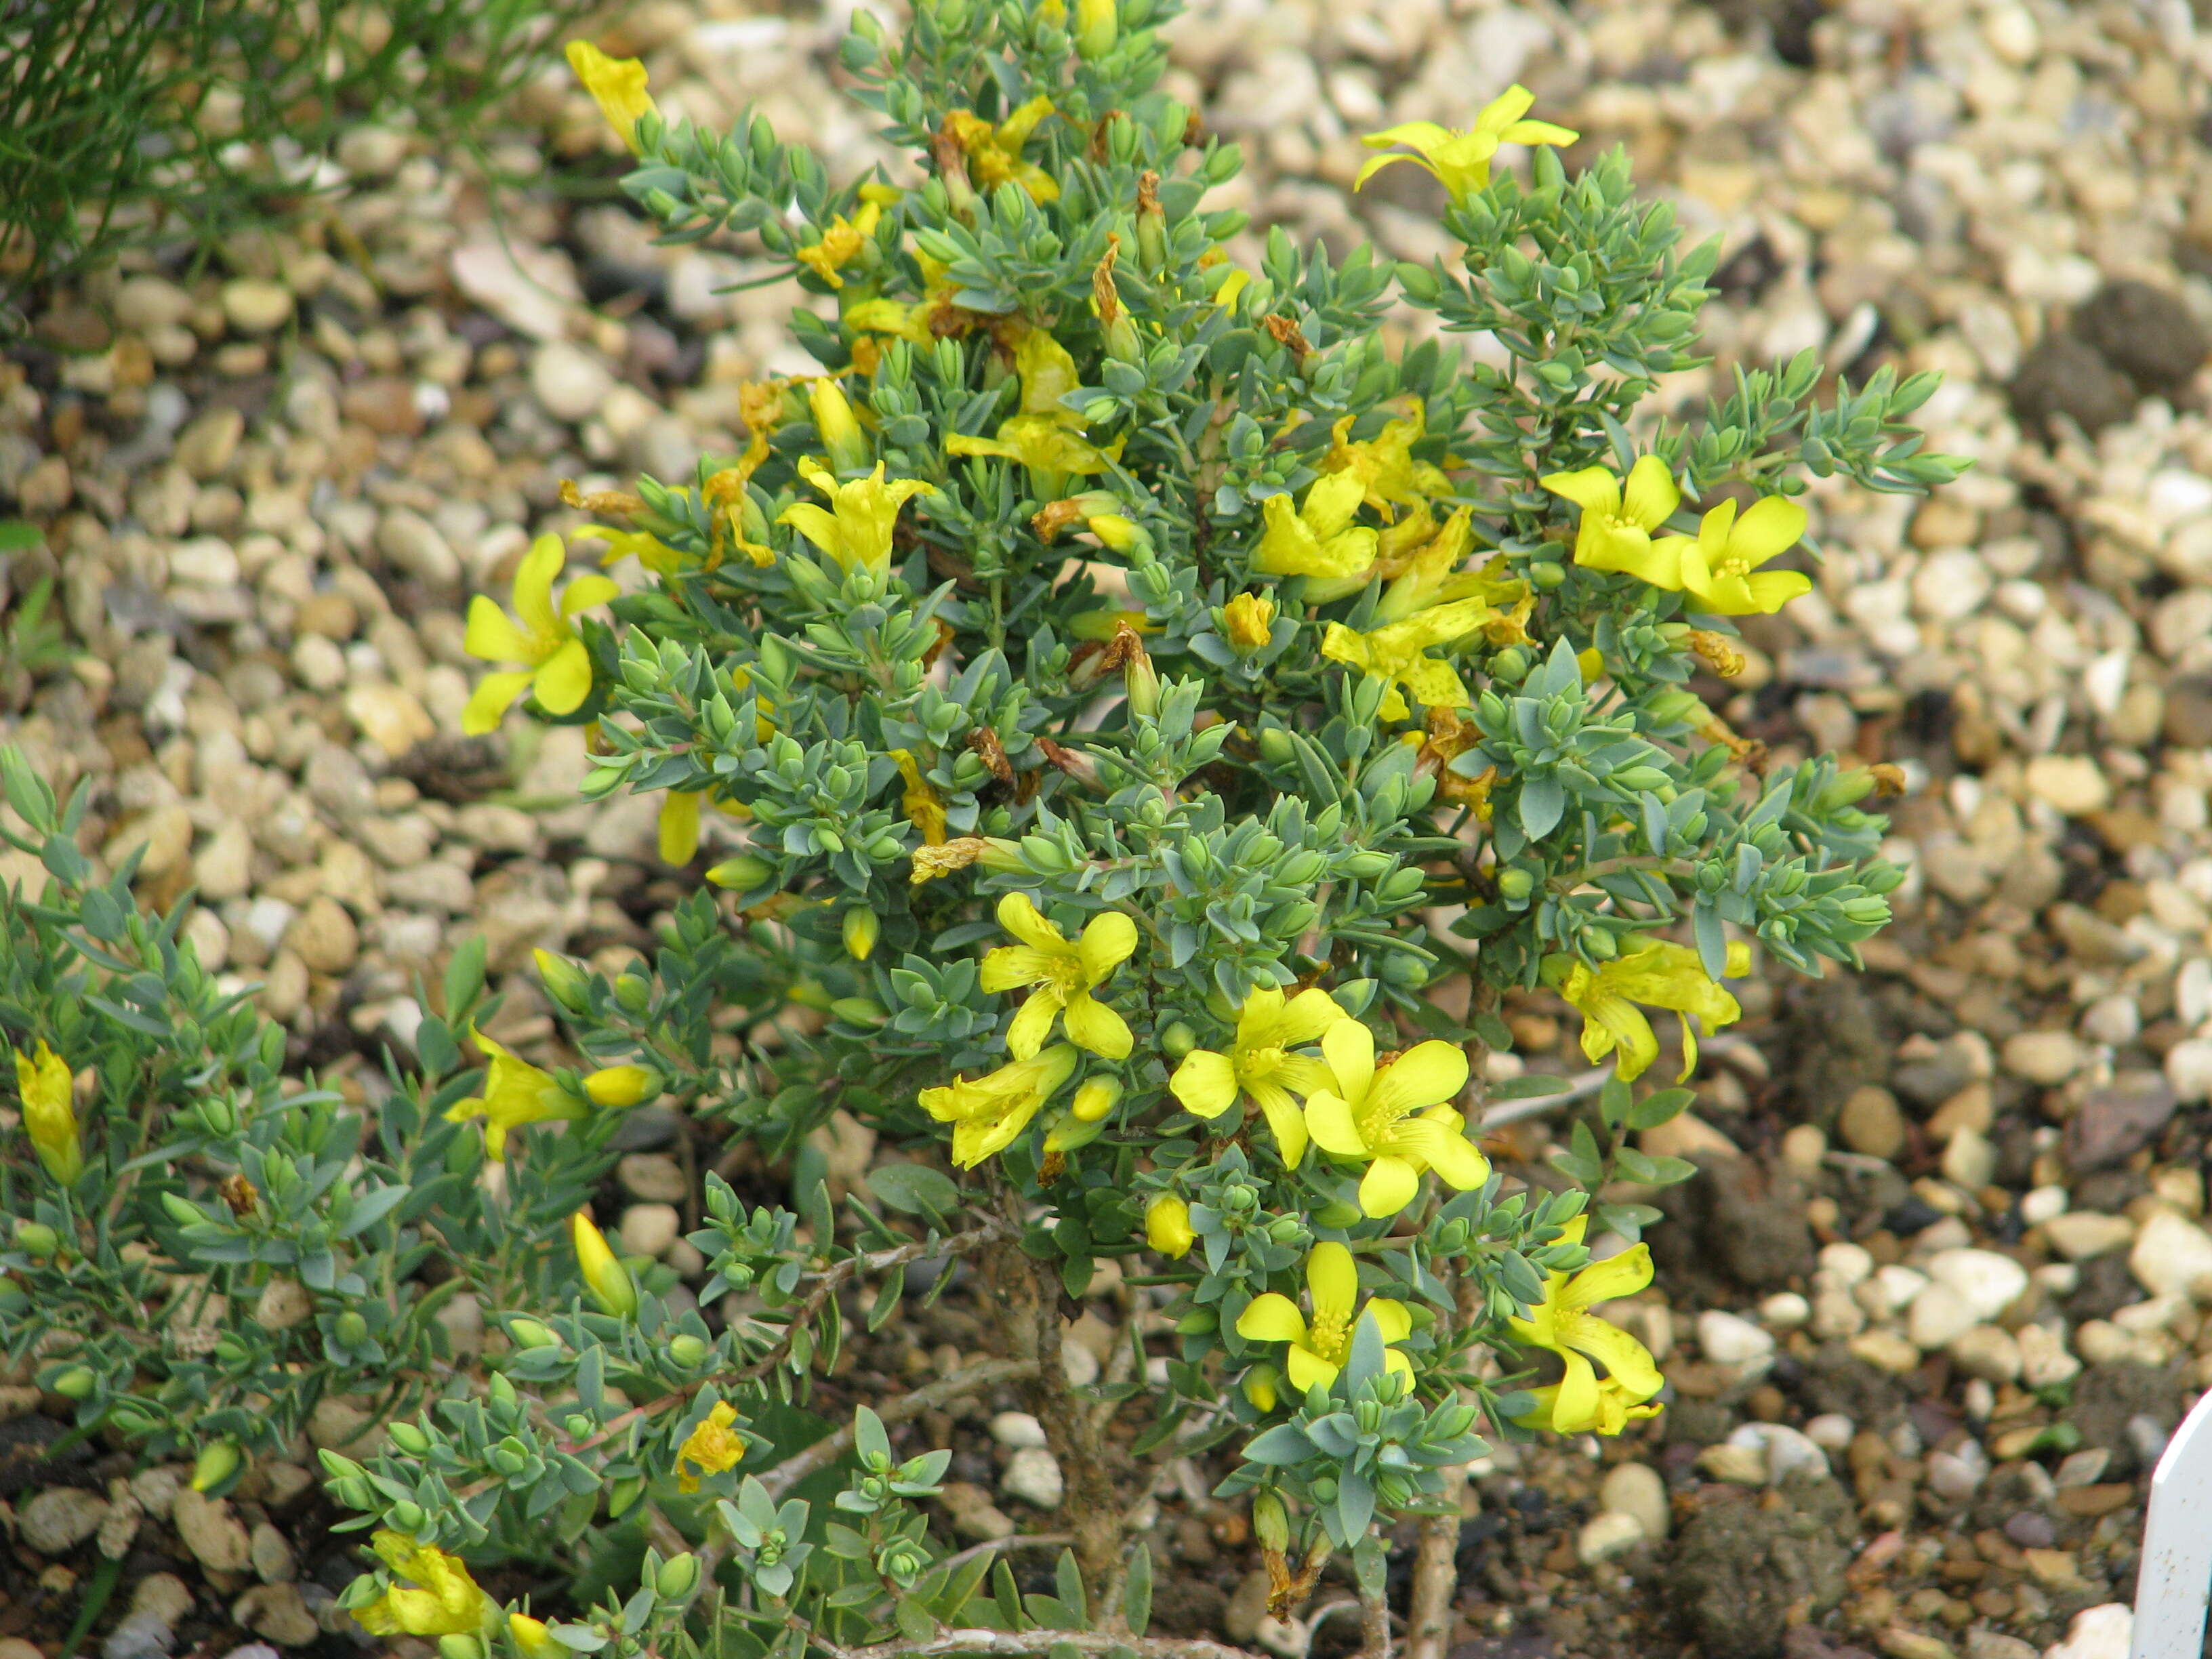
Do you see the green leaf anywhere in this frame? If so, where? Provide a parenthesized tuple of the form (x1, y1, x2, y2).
(1124, 1543, 1153, 1637)
(1488, 1073, 1570, 1101)
(867, 1163, 962, 1218)
(1597, 1073, 1631, 1130)
(1627, 1087, 1694, 1130)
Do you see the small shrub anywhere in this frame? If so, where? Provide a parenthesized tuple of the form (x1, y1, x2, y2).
(3, 0, 1963, 1654)
(0, 0, 598, 310)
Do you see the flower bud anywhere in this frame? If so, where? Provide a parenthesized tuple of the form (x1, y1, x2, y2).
(1043, 1111, 1107, 1153)
(14, 1219, 59, 1258)
(668, 1334, 711, 1369)
(14, 1040, 83, 1186)
(1641, 690, 1704, 726)
(1221, 592, 1276, 655)
(507, 1317, 559, 1349)
(1242, 1365, 1279, 1414)
(388, 1422, 432, 1455)
(571, 1212, 638, 1319)
(534, 949, 590, 1012)
(1495, 867, 1536, 901)
(191, 1439, 242, 1492)
(613, 974, 651, 1015)
(583, 1065, 659, 1109)
(1075, 0, 1117, 56)
(1252, 1490, 1290, 1550)
(657, 1552, 700, 1600)
(705, 855, 774, 890)
(608, 1475, 645, 1517)
(1314, 1200, 1364, 1230)
(439, 1636, 485, 1659)
(842, 908, 880, 961)
(335, 1311, 371, 1348)
(1257, 727, 1294, 765)
(161, 1191, 205, 1227)
(387, 1499, 428, 1534)
(51, 1366, 96, 1399)
(1145, 1195, 1195, 1258)
(1070, 1078, 1121, 1122)
(508, 1614, 562, 1659)
(1158, 1021, 1195, 1059)
(808, 377, 872, 474)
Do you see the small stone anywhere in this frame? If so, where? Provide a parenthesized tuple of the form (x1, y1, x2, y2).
(2047, 1599, 2133, 1659)
(102, 1612, 175, 1659)
(176, 407, 245, 479)
(1224, 1572, 1271, 1644)
(618, 1202, 680, 1258)
(2020, 1186, 2068, 1227)
(253, 1279, 313, 1331)
(376, 508, 460, 589)
(1730, 1422, 1830, 1483)
(1875, 1631, 1954, 1659)
(291, 634, 347, 691)
(1925, 1248, 2030, 1322)
(340, 376, 423, 438)
(2010, 331, 2137, 438)
(1698, 1309, 1776, 1368)
(2003, 1511, 2055, 1551)
(2079, 994, 2139, 1047)
(2065, 1074, 2177, 1171)
(116, 276, 194, 330)
(1940, 1125, 1996, 1190)
(1694, 1443, 1767, 1484)
(1849, 1330, 1923, 1374)
(2001, 1030, 2083, 1085)
(2075, 281, 2209, 392)
(1961, 1632, 2036, 1659)
(1948, 1326, 2022, 1384)
(221, 1645, 281, 1659)
(193, 819, 255, 901)
(22, 1487, 109, 1554)
(306, 1395, 386, 1455)
(345, 682, 436, 758)
(287, 895, 358, 975)
(989, 1411, 1049, 1450)
(1908, 1284, 1979, 1351)
(172, 1489, 253, 1572)
(1760, 1291, 1812, 1330)
(2130, 1209, 2212, 1300)
(2018, 1324, 2081, 1388)
(618, 1152, 687, 1202)
(532, 340, 617, 423)
(1598, 1461, 1668, 1542)
(1839, 1085, 1906, 1159)
(1061, 1341, 1100, 1386)
(2023, 755, 2109, 817)
(1805, 1414, 1856, 1450)
(1576, 1510, 1646, 1565)
(1000, 1446, 1064, 1507)
(2053, 1448, 2111, 1490)
(232, 1582, 318, 1647)
(2166, 1038, 2212, 1103)
(220, 279, 295, 335)
(249, 1522, 295, 1582)
(2042, 1212, 2134, 1261)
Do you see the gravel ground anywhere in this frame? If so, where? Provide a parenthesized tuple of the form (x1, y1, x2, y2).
(6, 1, 2212, 1657)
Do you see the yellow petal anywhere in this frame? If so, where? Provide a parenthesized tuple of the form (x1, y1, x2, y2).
(1305, 1241, 1359, 1325)
(1004, 988, 1062, 1060)
(996, 892, 1067, 952)
(1319, 1020, 1376, 1106)
(980, 945, 1058, 993)
(1357, 1157, 1422, 1217)
(532, 637, 594, 716)
(1736, 571, 1816, 613)
(560, 573, 621, 618)
(1236, 1292, 1309, 1345)
(1731, 495, 1808, 566)
(1620, 455, 1680, 530)
(1062, 991, 1132, 1060)
(1364, 1039, 1469, 1121)
(1076, 911, 1139, 982)
(1364, 1296, 1413, 1345)
(1568, 1242, 1656, 1309)
(1539, 466, 1622, 517)
(658, 792, 702, 865)
(1303, 1090, 1368, 1158)
(1274, 987, 1349, 1047)
(512, 534, 568, 638)
(464, 594, 535, 664)
(1284, 1344, 1339, 1393)
(462, 670, 533, 735)
(1171, 1050, 1240, 1119)
(1257, 1088, 1309, 1168)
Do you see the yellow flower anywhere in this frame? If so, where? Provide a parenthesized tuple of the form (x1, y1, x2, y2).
(659, 792, 702, 865)
(1507, 1216, 1664, 1435)
(1071, 1078, 1121, 1121)
(919, 1044, 1079, 1167)
(565, 41, 658, 153)
(676, 1401, 745, 1492)
(12, 1039, 81, 1185)
(353, 1532, 492, 1637)
(1301, 1023, 1486, 1218)
(1221, 592, 1277, 653)
(1539, 457, 1682, 587)
(1321, 596, 1494, 722)
(1235, 1242, 1413, 1394)
(1372, 506, 1494, 624)
(1355, 86, 1578, 203)
(443, 1032, 580, 1160)
(571, 1211, 638, 1318)
(1250, 472, 1377, 582)
(509, 1612, 564, 1659)
(1145, 1194, 1195, 1258)
(845, 251, 979, 351)
(795, 200, 884, 291)
(945, 330, 1121, 485)
(1513, 1374, 1664, 1437)
(946, 96, 1061, 203)
(1170, 986, 1349, 1170)
(980, 894, 1137, 1060)
(1242, 1364, 1280, 1414)
(582, 1065, 657, 1109)
(1325, 408, 1452, 522)
(890, 750, 947, 846)
(462, 535, 619, 734)
(1546, 939, 1752, 1082)
(1656, 495, 1814, 616)
(808, 377, 872, 473)
(779, 459, 933, 580)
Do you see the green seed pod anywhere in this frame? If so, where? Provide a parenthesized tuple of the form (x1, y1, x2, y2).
(335, 1311, 370, 1348)
(1159, 1021, 1196, 1058)
(507, 1318, 558, 1349)
(387, 1499, 428, 1534)
(1495, 867, 1536, 901)
(1252, 1490, 1290, 1551)
(388, 1422, 432, 1456)
(657, 1552, 701, 1600)
(668, 1334, 711, 1369)
(14, 1220, 59, 1258)
(51, 1367, 96, 1399)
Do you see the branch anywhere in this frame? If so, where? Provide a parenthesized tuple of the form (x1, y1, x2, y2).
(757, 1355, 1043, 1498)
(737, 1220, 1015, 1386)
(820, 1631, 1265, 1659)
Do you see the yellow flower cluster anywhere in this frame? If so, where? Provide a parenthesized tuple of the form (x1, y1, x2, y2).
(1542, 457, 1813, 616)
(352, 1532, 491, 1637)
(462, 535, 619, 735)
(443, 1031, 653, 1160)
(1546, 939, 1752, 1082)
(1509, 1216, 1666, 1435)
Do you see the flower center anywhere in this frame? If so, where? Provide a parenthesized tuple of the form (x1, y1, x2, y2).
(1242, 1045, 1286, 1082)
(1307, 1312, 1350, 1363)
(1046, 957, 1086, 995)
(1715, 556, 1752, 580)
